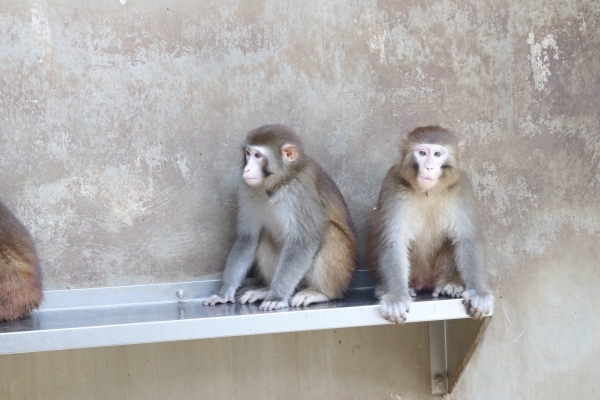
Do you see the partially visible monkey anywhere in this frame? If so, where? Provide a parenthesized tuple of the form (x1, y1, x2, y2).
(203, 124, 358, 311)
(0, 201, 42, 321)
(368, 126, 492, 323)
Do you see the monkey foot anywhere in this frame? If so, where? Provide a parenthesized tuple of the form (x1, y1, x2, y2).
(290, 289, 330, 307)
(202, 294, 235, 306)
(432, 283, 465, 298)
(239, 288, 269, 304)
(259, 299, 289, 311)
(461, 289, 494, 319)
(409, 287, 418, 297)
(379, 294, 412, 324)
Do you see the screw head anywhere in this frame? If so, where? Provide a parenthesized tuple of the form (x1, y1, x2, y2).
(435, 374, 444, 383)
(176, 289, 186, 298)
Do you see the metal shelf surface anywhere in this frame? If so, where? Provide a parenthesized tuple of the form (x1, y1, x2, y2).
(0, 277, 484, 355)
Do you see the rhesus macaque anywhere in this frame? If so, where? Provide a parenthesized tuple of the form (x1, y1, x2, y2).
(203, 124, 358, 311)
(0, 201, 42, 321)
(368, 126, 493, 323)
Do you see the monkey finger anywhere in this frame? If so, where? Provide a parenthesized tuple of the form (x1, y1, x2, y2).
(202, 295, 231, 306)
(291, 289, 330, 307)
(259, 300, 289, 311)
(239, 288, 269, 304)
(380, 298, 410, 324)
(461, 289, 474, 305)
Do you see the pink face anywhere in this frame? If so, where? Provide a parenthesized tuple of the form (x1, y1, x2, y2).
(413, 144, 449, 190)
(243, 146, 267, 187)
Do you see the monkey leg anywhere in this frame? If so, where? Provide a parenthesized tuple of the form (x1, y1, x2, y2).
(431, 241, 465, 298)
(239, 287, 270, 304)
(306, 222, 356, 301)
(254, 232, 289, 310)
(255, 230, 281, 286)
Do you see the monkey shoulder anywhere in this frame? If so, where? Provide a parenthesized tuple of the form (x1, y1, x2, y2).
(377, 166, 411, 200)
(308, 160, 345, 200)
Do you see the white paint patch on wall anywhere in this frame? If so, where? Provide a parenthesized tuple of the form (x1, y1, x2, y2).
(101, 164, 155, 229)
(362, 14, 387, 64)
(176, 152, 191, 181)
(527, 32, 559, 92)
(31, 1, 52, 67)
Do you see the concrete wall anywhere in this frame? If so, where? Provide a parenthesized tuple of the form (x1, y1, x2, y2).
(1, 0, 599, 399)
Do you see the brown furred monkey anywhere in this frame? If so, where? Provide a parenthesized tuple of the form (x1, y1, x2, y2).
(203, 124, 358, 311)
(0, 201, 42, 321)
(368, 126, 492, 324)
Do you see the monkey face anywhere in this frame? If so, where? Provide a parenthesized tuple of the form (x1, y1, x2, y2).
(243, 146, 269, 187)
(242, 143, 299, 188)
(412, 144, 449, 190)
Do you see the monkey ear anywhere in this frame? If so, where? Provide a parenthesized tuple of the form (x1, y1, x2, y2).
(281, 144, 298, 162)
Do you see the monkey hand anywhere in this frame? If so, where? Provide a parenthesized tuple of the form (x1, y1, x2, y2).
(461, 289, 493, 319)
(380, 293, 412, 324)
(259, 299, 289, 311)
(202, 293, 235, 306)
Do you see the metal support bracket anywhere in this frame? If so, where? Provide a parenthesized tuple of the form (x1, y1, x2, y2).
(429, 316, 492, 395)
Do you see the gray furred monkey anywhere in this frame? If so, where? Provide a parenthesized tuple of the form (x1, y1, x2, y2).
(203, 124, 358, 311)
(368, 126, 493, 323)
(0, 200, 42, 321)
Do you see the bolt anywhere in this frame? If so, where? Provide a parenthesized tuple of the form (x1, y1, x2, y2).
(435, 374, 444, 383)
(176, 289, 186, 298)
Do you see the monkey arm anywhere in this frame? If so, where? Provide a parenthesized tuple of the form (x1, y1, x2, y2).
(376, 239, 414, 324)
(451, 216, 493, 319)
(217, 232, 260, 299)
(202, 229, 259, 306)
(370, 193, 415, 324)
(372, 190, 413, 300)
(377, 238, 412, 298)
(450, 202, 489, 294)
(452, 236, 489, 293)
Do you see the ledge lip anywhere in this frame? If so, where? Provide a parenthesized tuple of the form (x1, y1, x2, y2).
(0, 276, 490, 355)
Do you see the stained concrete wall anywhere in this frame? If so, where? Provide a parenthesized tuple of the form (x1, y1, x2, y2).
(0, 0, 599, 399)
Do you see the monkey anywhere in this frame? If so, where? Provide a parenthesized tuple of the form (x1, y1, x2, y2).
(368, 125, 493, 324)
(0, 200, 42, 321)
(203, 124, 358, 311)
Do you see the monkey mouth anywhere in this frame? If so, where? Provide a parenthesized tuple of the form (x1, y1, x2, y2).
(243, 177, 261, 186)
(417, 176, 438, 188)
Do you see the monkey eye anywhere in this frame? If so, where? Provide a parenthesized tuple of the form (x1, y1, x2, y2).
(254, 153, 261, 159)
(419, 150, 426, 156)
(245, 149, 250, 156)
(434, 151, 442, 157)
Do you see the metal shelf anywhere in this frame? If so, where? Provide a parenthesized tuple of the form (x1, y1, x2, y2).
(0, 272, 491, 395)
